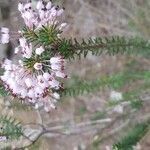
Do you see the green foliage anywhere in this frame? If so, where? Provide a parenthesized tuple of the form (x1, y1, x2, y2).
(91, 111, 106, 121)
(0, 115, 23, 140)
(123, 80, 150, 108)
(23, 25, 61, 46)
(22, 26, 150, 59)
(107, 100, 121, 107)
(130, 99, 143, 110)
(112, 121, 150, 150)
(38, 25, 61, 45)
(58, 36, 150, 59)
(106, 82, 149, 110)
(57, 38, 75, 59)
(92, 138, 101, 149)
(23, 27, 39, 44)
(0, 84, 8, 97)
(61, 71, 150, 97)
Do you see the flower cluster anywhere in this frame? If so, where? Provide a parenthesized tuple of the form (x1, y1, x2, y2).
(18, 0, 67, 30)
(0, 0, 68, 112)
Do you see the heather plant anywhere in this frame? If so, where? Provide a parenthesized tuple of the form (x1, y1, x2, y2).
(0, 0, 149, 149)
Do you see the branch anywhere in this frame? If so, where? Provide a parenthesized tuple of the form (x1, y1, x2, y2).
(61, 71, 150, 97)
(58, 36, 150, 59)
(12, 94, 150, 149)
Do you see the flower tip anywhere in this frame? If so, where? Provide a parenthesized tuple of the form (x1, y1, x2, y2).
(34, 62, 43, 70)
(36, 0, 44, 10)
(53, 92, 60, 99)
(35, 46, 45, 55)
(18, 3, 24, 12)
(46, 1, 52, 9)
(1, 27, 9, 33)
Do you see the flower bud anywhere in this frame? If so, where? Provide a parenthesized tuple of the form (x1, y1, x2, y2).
(35, 46, 45, 55)
(53, 92, 60, 99)
(18, 3, 24, 12)
(34, 63, 43, 70)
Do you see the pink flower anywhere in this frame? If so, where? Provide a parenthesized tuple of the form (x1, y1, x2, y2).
(57, 9, 64, 16)
(53, 92, 60, 99)
(55, 71, 67, 78)
(18, 3, 24, 12)
(14, 47, 20, 54)
(0, 1, 68, 112)
(34, 62, 43, 70)
(59, 23, 67, 30)
(43, 72, 51, 80)
(46, 1, 52, 9)
(50, 56, 64, 64)
(35, 46, 45, 55)
(19, 38, 32, 58)
(18, 0, 67, 30)
(36, 1, 44, 10)
(25, 78, 33, 88)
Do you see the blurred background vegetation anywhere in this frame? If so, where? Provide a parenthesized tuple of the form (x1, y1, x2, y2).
(0, 0, 149, 149)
